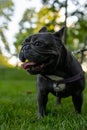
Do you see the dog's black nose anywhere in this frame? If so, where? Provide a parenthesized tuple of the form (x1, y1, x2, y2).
(19, 53, 25, 62)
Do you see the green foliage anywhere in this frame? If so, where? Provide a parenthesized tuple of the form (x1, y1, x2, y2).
(0, 0, 87, 56)
(19, 9, 36, 30)
(67, 19, 87, 50)
(0, 68, 87, 130)
(35, 6, 60, 32)
(14, 6, 61, 54)
(0, 0, 13, 16)
(14, 28, 34, 53)
(14, 0, 87, 54)
(0, 0, 14, 53)
(14, 8, 36, 53)
(41, 0, 87, 49)
(0, 55, 13, 68)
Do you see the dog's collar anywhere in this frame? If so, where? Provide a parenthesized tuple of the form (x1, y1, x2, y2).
(42, 71, 84, 91)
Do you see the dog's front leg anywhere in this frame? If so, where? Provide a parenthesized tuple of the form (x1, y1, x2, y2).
(37, 75, 48, 119)
(37, 90, 48, 118)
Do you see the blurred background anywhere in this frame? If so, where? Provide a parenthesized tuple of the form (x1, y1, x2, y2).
(0, 0, 87, 73)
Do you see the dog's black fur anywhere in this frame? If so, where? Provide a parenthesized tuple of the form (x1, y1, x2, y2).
(19, 27, 85, 118)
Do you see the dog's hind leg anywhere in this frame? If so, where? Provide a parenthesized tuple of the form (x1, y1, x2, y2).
(72, 93, 83, 113)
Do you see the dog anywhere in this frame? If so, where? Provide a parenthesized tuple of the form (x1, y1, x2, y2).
(19, 27, 85, 118)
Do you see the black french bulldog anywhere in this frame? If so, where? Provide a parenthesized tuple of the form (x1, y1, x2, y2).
(19, 27, 85, 118)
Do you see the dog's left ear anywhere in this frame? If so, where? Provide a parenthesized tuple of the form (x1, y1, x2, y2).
(39, 26, 48, 33)
(53, 27, 65, 38)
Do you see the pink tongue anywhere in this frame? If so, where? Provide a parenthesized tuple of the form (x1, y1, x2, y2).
(21, 62, 36, 70)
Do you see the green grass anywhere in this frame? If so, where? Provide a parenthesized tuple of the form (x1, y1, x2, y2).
(0, 68, 87, 130)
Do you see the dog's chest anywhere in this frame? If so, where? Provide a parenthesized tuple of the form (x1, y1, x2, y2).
(46, 75, 66, 92)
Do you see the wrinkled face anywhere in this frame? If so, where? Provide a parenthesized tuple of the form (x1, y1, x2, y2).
(19, 27, 65, 74)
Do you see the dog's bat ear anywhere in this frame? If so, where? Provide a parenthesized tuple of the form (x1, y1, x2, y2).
(39, 26, 48, 33)
(53, 27, 65, 38)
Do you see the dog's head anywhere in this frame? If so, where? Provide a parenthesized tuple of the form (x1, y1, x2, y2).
(19, 27, 66, 74)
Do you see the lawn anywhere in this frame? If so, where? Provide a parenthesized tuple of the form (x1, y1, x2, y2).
(0, 68, 87, 130)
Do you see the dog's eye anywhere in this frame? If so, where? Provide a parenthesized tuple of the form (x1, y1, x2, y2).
(35, 42, 41, 46)
(33, 40, 45, 47)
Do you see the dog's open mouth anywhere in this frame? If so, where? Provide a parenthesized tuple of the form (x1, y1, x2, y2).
(22, 61, 45, 72)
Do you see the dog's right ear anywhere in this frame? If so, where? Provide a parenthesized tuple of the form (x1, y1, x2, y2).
(39, 26, 48, 33)
(53, 27, 65, 38)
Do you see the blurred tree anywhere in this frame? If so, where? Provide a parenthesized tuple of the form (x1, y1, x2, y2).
(35, 6, 60, 32)
(67, 19, 87, 50)
(14, 9, 36, 54)
(41, 0, 87, 49)
(19, 9, 36, 31)
(15, 0, 87, 53)
(0, 0, 14, 53)
(14, 5, 61, 53)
